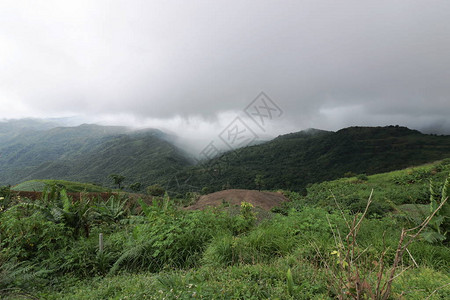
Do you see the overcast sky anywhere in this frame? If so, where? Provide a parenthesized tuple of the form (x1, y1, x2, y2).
(1, 0, 450, 149)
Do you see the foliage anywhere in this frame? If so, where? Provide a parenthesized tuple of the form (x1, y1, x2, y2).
(169, 126, 450, 193)
(128, 182, 142, 192)
(0, 185, 14, 212)
(356, 173, 368, 181)
(95, 195, 129, 224)
(423, 176, 450, 243)
(1, 161, 449, 299)
(0, 205, 70, 261)
(12, 179, 109, 193)
(285, 159, 450, 216)
(232, 201, 257, 234)
(316, 190, 448, 299)
(109, 174, 125, 190)
(254, 174, 264, 191)
(146, 184, 166, 196)
(200, 186, 210, 195)
(109, 196, 230, 274)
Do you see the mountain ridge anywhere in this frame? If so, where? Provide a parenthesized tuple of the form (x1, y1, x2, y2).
(168, 125, 450, 193)
(1, 120, 449, 194)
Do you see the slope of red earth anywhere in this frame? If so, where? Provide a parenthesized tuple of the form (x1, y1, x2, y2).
(186, 189, 289, 211)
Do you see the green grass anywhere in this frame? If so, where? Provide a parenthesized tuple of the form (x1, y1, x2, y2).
(2, 160, 449, 300)
(11, 179, 110, 193)
(292, 158, 450, 215)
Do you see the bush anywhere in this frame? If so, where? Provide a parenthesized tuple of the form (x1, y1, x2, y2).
(203, 207, 344, 267)
(0, 206, 70, 261)
(110, 201, 230, 274)
(357, 173, 368, 181)
(146, 184, 165, 197)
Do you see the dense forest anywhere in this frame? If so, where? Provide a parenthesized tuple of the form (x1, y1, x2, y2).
(2, 122, 450, 196)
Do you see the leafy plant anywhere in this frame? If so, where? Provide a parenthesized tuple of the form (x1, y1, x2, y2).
(109, 174, 125, 190)
(316, 189, 448, 299)
(424, 175, 450, 243)
(0, 205, 70, 260)
(95, 195, 129, 224)
(233, 202, 257, 235)
(128, 182, 142, 192)
(146, 184, 165, 196)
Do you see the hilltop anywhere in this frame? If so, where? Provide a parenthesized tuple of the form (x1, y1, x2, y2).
(171, 125, 450, 193)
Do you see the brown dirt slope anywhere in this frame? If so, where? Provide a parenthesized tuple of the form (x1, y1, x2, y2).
(187, 189, 288, 211)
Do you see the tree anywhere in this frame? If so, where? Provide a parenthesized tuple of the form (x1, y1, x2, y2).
(147, 184, 165, 197)
(200, 186, 210, 195)
(129, 182, 142, 192)
(109, 174, 125, 190)
(254, 174, 264, 191)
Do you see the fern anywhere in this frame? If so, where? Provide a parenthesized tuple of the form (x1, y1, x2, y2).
(61, 189, 71, 213)
(423, 175, 450, 243)
(109, 243, 152, 274)
(0, 258, 47, 299)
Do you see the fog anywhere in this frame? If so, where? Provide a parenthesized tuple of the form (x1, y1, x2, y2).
(1, 0, 450, 153)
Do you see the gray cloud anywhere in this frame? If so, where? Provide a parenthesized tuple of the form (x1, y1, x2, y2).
(1, 0, 450, 139)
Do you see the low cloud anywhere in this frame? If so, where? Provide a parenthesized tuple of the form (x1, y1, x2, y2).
(1, 0, 449, 139)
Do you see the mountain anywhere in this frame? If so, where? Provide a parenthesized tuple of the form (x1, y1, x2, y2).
(169, 126, 450, 193)
(0, 123, 193, 188)
(0, 118, 61, 144)
(1, 121, 450, 194)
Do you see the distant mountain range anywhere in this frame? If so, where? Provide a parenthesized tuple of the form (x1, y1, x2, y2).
(169, 125, 450, 193)
(0, 120, 193, 187)
(1, 119, 449, 194)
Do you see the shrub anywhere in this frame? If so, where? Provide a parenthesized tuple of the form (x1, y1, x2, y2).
(0, 206, 70, 261)
(110, 200, 230, 274)
(146, 184, 165, 197)
(357, 174, 368, 181)
(203, 207, 343, 267)
(232, 202, 257, 234)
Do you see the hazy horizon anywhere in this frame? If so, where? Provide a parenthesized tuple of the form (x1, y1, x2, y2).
(2, 1, 450, 146)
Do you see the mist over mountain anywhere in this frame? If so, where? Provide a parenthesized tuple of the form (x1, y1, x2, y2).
(1, 119, 449, 194)
(0, 121, 193, 187)
(168, 125, 450, 193)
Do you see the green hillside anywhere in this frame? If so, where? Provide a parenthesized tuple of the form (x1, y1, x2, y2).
(170, 126, 450, 193)
(1, 160, 448, 299)
(0, 124, 193, 188)
(0, 118, 60, 144)
(11, 179, 110, 193)
(280, 158, 450, 216)
(2, 122, 450, 196)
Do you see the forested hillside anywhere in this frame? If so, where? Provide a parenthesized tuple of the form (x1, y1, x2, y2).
(0, 123, 193, 187)
(171, 126, 450, 193)
(2, 122, 450, 195)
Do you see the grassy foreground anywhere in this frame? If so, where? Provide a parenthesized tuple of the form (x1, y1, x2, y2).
(1, 160, 449, 299)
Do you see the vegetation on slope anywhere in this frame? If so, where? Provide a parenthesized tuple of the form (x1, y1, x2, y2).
(2, 122, 450, 196)
(1, 160, 449, 299)
(0, 124, 193, 188)
(11, 179, 110, 193)
(169, 126, 450, 193)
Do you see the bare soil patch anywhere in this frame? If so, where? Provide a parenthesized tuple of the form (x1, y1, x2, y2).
(186, 189, 288, 211)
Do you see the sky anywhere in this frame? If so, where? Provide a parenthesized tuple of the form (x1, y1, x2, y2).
(1, 0, 450, 151)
